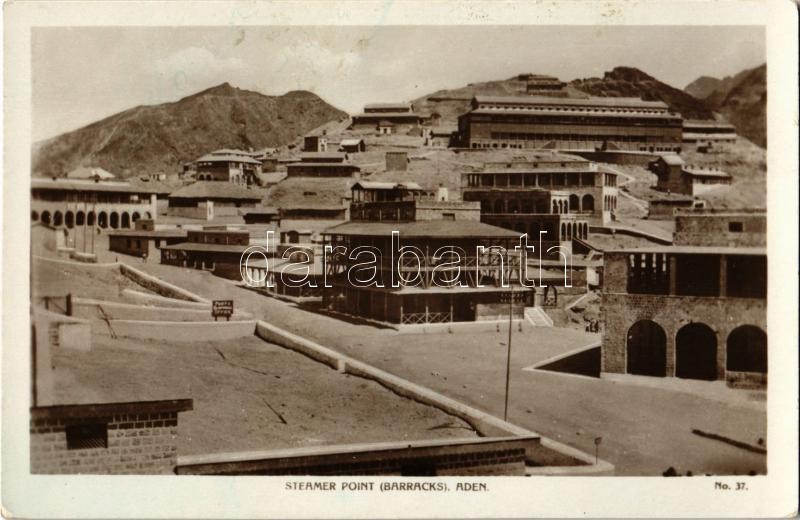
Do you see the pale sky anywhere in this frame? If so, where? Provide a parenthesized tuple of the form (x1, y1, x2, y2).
(32, 26, 765, 141)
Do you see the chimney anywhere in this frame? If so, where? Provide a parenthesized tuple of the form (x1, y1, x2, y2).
(386, 151, 408, 172)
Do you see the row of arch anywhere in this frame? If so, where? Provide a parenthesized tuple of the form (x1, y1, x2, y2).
(481, 194, 595, 215)
(32, 210, 151, 230)
(496, 222, 589, 241)
(627, 320, 766, 380)
(604, 195, 617, 211)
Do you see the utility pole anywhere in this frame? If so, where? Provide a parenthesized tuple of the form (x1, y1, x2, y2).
(503, 264, 513, 422)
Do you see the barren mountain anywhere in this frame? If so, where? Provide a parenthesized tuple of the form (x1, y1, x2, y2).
(413, 67, 717, 124)
(568, 67, 715, 120)
(684, 76, 723, 100)
(701, 64, 766, 147)
(32, 83, 348, 178)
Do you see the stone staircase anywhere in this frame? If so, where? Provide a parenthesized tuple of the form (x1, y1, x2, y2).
(525, 306, 554, 327)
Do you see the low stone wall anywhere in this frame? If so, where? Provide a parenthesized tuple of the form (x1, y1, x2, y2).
(119, 263, 210, 303)
(72, 298, 252, 322)
(121, 289, 210, 309)
(254, 320, 613, 474)
(104, 319, 256, 342)
(176, 436, 537, 476)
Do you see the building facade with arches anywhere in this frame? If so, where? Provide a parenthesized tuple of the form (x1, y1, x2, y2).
(600, 210, 767, 388)
(31, 177, 158, 253)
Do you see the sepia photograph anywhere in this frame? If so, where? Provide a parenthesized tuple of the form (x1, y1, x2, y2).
(2, 1, 798, 518)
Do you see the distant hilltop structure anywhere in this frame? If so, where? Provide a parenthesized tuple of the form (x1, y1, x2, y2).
(457, 95, 683, 153)
(516, 73, 567, 94)
(350, 102, 424, 134)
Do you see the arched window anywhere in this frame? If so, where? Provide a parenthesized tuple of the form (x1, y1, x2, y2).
(552, 201, 558, 213)
(98, 212, 108, 229)
(132, 212, 141, 222)
(110, 212, 119, 229)
(627, 320, 667, 377)
(121, 212, 131, 228)
(31, 210, 39, 221)
(569, 194, 580, 213)
(76, 211, 85, 226)
(65, 211, 74, 229)
(727, 326, 767, 373)
(53, 211, 63, 227)
(582, 194, 594, 212)
(41, 211, 51, 225)
(676, 323, 718, 380)
(87, 211, 95, 227)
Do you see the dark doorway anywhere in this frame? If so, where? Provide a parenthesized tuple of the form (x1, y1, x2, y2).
(676, 323, 717, 380)
(727, 325, 767, 373)
(626, 320, 667, 377)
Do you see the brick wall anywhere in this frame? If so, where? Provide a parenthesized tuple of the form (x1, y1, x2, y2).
(674, 212, 766, 247)
(602, 251, 766, 380)
(30, 400, 192, 475)
(177, 437, 534, 476)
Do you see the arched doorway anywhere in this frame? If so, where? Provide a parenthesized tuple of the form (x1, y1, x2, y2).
(87, 211, 95, 227)
(65, 211, 74, 229)
(110, 212, 119, 229)
(676, 323, 718, 380)
(53, 211, 63, 227)
(98, 212, 108, 229)
(627, 320, 667, 377)
(727, 325, 767, 374)
(121, 212, 130, 228)
(76, 211, 85, 226)
(569, 194, 580, 213)
(582, 194, 594, 212)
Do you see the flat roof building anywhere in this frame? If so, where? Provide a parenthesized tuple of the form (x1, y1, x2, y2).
(457, 95, 683, 153)
(167, 182, 263, 220)
(193, 149, 262, 185)
(650, 154, 732, 196)
(601, 210, 766, 388)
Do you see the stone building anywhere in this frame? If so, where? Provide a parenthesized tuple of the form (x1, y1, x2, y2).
(31, 177, 160, 253)
(321, 181, 532, 327)
(160, 228, 251, 279)
(166, 182, 262, 220)
(601, 209, 767, 388)
(351, 102, 423, 132)
(457, 95, 683, 152)
(107, 219, 187, 261)
(461, 153, 617, 235)
(192, 149, 262, 185)
(285, 152, 361, 178)
(651, 154, 732, 196)
(682, 119, 737, 143)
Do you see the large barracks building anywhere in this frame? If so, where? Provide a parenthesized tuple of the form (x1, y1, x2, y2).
(457, 95, 683, 152)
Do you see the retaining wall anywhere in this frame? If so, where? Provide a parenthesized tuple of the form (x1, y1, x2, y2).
(72, 298, 251, 322)
(104, 319, 256, 342)
(254, 320, 613, 474)
(119, 263, 210, 303)
(121, 289, 210, 309)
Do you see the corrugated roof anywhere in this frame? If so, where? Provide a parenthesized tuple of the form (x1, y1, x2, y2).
(658, 154, 686, 166)
(107, 229, 188, 238)
(66, 166, 116, 180)
(352, 181, 424, 191)
(607, 246, 765, 255)
(161, 242, 252, 253)
(323, 220, 523, 238)
(267, 177, 352, 211)
(195, 152, 262, 165)
(473, 95, 670, 110)
(31, 178, 159, 194)
(168, 181, 263, 200)
(469, 108, 680, 120)
(339, 138, 365, 146)
(683, 167, 731, 178)
(364, 102, 412, 110)
(301, 152, 347, 161)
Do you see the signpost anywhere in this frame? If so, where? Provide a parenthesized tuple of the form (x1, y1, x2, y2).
(212, 300, 234, 321)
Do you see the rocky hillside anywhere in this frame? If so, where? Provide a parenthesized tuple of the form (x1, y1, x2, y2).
(568, 67, 715, 120)
(699, 64, 766, 147)
(684, 76, 722, 100)
(32, 83, 348, 178)
(413, 67, 718, 124)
